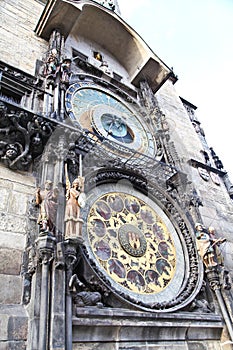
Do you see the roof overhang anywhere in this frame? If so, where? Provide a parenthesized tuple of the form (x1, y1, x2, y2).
(35, 0, 173, 92)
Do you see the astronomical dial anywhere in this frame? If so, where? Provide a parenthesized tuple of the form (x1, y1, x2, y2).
(82, 184, 186, 306)
(65, 82, 156, 157)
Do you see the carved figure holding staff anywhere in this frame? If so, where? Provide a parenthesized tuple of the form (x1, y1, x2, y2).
(64, 156, 86, 240)
(195, 223, 216, 267)
(195, 223, 226, 268)
(36, 180, 58, 234)
(208, 226, 226, 267)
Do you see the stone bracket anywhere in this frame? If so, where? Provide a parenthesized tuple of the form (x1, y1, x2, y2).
(189, 158, 226, 176)
(72, 308, 223, 343)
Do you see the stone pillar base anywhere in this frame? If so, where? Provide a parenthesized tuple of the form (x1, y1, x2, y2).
(65, 218, 84, 241)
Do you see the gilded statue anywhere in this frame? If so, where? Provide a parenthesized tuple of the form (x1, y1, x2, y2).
(195, 223, 226, 268)
(64, 168, 86, 240)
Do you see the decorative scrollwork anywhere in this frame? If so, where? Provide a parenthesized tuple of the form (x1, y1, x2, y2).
(0, 101, 55, 170)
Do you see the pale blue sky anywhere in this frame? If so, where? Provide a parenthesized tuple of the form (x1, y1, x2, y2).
(118, 0, 233, 179)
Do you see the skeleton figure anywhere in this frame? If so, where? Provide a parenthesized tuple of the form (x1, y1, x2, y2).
(44, 49, 58, 76)
(60, 58, 71, 83)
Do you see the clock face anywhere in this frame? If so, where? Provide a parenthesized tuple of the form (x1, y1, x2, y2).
(65, 82, 156, 157)
(82, 184, 185, 307)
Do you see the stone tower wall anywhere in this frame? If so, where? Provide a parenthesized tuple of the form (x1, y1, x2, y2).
(0, 164, 35, 304)
(0, 0, 46, 75)
(0, 1, 233, 349)
(0, 165, 35, 349)
(157, 80, 233, 274)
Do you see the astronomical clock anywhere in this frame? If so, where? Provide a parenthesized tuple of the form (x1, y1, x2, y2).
(65, 79, 202, 312)
(76, 179, 201, 312)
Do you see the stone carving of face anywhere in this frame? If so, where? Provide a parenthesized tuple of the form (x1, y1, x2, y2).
(5, 144, 19, 160)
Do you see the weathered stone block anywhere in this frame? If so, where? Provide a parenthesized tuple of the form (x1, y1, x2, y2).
(0, 342, 8, 350)
(119, 345, 186, 350)
(188, 342, 223, 350)
(0, 275, 22, 304)
(0, 0, 47, 75)
(0, 188, 9, 211)
(50, 314, 66, 348)
(0, 248, 22, 275)
(8, 192, 28, 216)
(72, 342, 190, 350)
(0, 341, 26, 350)
(0, 232, 26, 250)
(8, 316, 28, 341)
(73, 343, 117, 350)
(0, 213, 8, 231)
(6, 215, 27, 234)
(0, 314, 9, 340)
(0, 305, 28, 347)
(12, 183, 35, 196)
(0, 179, 13, 190)
(224, 242, 233, 269)
(0, 165, 35, 193)
(148, 345, 188, 350)
(188, 342, 207, 350)
(119, 345, 148, 350)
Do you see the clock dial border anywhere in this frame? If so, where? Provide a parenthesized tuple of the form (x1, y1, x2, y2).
(65, 81, 156, 157)
(82, 183, 187, 308)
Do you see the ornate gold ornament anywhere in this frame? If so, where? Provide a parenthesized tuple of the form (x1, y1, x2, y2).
(83, 185, 185, 303)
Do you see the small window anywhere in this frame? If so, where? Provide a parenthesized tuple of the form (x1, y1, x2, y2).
(112, 72, 122, 82)
(0, 88, 21, 105)
(72, 49, 88, 61)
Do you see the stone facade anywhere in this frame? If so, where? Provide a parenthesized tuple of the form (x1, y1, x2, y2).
(0, 166, 35, 304)
(0, 166, 34, 348)
(157, 81, 233, 270)
(0, 0, 47, 75)
(0, 1, 232, 349)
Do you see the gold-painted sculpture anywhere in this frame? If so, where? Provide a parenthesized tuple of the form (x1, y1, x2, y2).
(195, 223, 226, 268)
(87, 192, 177, 294)
(64, 164, 86, 240)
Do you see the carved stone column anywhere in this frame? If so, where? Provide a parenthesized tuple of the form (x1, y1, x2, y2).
(49, 242, 66, 350)
(36, 232, 56, 350)
(64, 239, 81, 350)
(206, 267, 233, 341)
(139, 79, 157, 112)
(223, 173, 233, 199)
